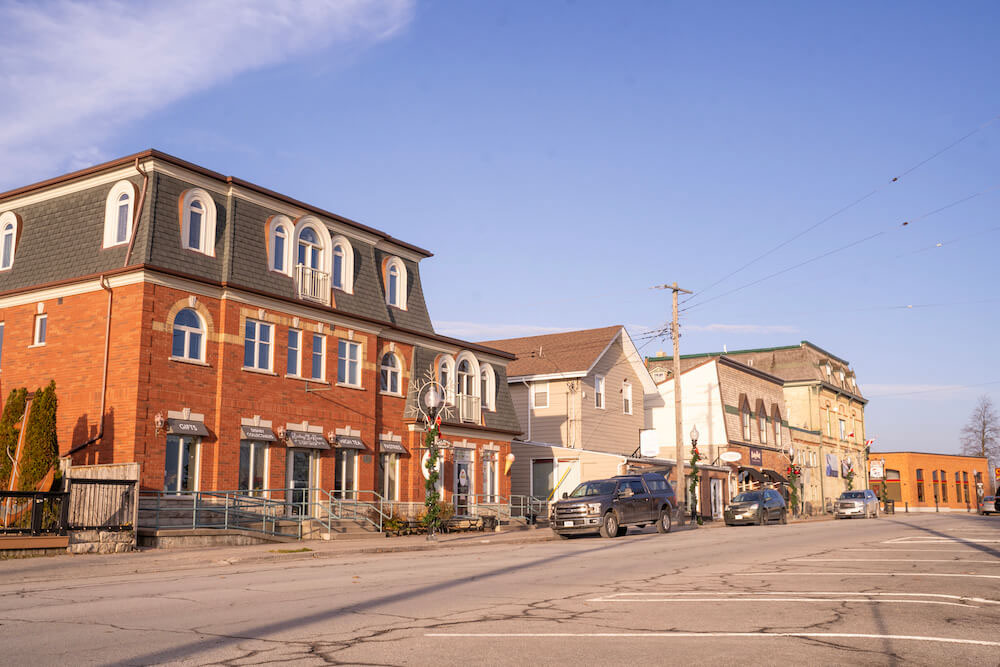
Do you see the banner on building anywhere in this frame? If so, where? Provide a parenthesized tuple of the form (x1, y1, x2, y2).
(749, 448, 762, 466)
(869, 460, 884, 479)
(825, 453, 839, 477)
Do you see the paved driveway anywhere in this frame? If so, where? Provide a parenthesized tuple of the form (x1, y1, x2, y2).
(1, 513, 998, 665)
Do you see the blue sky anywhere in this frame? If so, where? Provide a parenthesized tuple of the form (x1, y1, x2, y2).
(1, 1, 997, 455)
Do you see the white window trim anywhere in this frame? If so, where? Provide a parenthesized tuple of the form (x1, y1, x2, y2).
(243, 320, 274, 372)
(337, 339, 362, 388)
(380, 351, 403, 395)
(32, 313, 47, 347)
(531, 381, 549, 409)
(286, 329, 302, 378)
(103, 180, 138, 249)
(267, 215, 294, 276)
(384, 256, 407, 310)
(165, 435, 201, 494)
(0, 211, 20, 272)
(480, 363, 496, 411)
(179, 188, 217, 256)
(594, 375, 605, 409)
(310, 333, 326, 381)
(437, 354, 456, 403)
(329, 234, 354, 293)
(381, 452, 400, 501)
(455, 351, 481, 399)
(171, 308, 206, 362)
(622, 380, 633, 415)
(240, 440, 271, 496)
(293, 216, 332, 272)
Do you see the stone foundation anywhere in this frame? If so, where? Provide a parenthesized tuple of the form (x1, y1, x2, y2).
(68, 530, 136, 554)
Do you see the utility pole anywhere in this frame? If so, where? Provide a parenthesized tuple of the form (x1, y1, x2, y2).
(654, 282, 692, 524)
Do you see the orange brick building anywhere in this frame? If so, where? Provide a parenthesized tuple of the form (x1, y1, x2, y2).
(0, 151, 520, 516)
(868, 452, 993, 512)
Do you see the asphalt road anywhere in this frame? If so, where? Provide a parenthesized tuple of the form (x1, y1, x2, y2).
(2, 513, 999, 665)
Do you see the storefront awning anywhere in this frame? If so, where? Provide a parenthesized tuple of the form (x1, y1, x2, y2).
(335, 435, 366, 450)
(737, 466, 766, 484)
(762, 469, 789, 485)
(285, 430, 330, 450)
(166, 418, 209, 437)
(379, 439, 407, 454)
(240, 425, 277, 442)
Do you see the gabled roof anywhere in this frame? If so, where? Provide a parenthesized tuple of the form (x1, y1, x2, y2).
(480, 325, 623, 379)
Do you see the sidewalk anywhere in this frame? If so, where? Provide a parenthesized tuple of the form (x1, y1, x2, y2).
(0, 526, 558, 585)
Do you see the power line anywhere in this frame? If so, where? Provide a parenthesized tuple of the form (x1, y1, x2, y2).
(686, 112, 1000, 304)
(866, 380, 1000, 399)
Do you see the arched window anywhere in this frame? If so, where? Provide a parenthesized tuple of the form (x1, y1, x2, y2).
(171, 308, 205, 361)
(329, 234, 354, 293)
(0, 212, 18, 271)
(297, 227, 322, 269)
(104, 181, 137, 248)
(480, 364, 496, 411)
(457, 360, 474, 396)
(267, 216, 293, 274)
(179, 189, 216, 256)
(380, 352, 401, 394)
(741, 397, 752, 441)
(437, 355, 455, 403)
(384, 256, 407, 309)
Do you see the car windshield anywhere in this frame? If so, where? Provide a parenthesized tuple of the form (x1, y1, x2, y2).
(569, 481, 616, 497)
(732, 491, 763, 502)
(840, 492, 866, 499)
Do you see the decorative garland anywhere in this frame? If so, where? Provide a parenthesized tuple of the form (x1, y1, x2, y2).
(421, 416, 446, 534)
(688, 446, 702, 525)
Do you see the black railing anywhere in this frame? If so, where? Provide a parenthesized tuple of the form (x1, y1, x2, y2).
(0, 491, 70, 535)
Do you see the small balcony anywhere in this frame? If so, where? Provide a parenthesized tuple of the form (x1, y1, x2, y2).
(296, 265, 330, 305)
(457, 394, 481, 424)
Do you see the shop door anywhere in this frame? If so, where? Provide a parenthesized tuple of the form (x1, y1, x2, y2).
(710, 478, 723, 520)
(287, 449, 314, 516)
(454, 461, 471, 516)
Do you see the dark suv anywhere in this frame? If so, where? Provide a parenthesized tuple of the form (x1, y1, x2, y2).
(551, 473, 676, 538)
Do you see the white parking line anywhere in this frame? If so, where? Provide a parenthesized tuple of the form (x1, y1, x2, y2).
(735, 572, 1000, 580)
(883, 537, 1000, 544)
(791, 558, 999, 564)
(599, 591, 1000, 604)
(842, 548, 985, 552)
(586, 597, 975, 607)
(426, 632, 1000, 647)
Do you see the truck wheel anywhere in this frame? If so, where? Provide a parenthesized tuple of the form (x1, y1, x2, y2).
(656, 509, 672, 533)
(600, 512, 620, 538)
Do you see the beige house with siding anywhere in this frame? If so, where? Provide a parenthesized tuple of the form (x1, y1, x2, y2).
(481, 326, 659, 500)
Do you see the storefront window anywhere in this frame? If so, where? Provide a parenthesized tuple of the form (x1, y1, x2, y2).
(531, 459, 555, 500)
(335, 449, 357, 499)
(380, 453, 398, 501)
(239, 441, 268, 495)
(915, 469, 924, 502)
(164, 435, 199, 493)
(482, 451, 498, 502)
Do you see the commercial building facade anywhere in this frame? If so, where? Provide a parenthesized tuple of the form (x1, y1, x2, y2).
(869, 452, 993, 512)
(0, 150, 520, 517)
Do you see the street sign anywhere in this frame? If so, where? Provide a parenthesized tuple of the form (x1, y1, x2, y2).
(720, 451, 742, 463)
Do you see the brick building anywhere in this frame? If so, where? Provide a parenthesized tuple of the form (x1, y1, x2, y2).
(0, 150, 520, 516)
(868, 452, 993, 512)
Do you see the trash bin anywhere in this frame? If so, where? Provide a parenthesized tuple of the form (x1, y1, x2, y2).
(883, 500, 895, 515)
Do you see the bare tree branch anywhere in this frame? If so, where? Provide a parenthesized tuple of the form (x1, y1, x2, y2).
(959, 395, 1000, 466)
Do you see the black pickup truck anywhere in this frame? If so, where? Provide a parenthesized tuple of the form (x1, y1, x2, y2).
(550, 472, 676, 538)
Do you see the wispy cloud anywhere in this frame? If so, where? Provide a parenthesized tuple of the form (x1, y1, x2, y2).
(685, 323, 799, 334)
(435, 321, 570, 341)
(0, 0, 414, 188)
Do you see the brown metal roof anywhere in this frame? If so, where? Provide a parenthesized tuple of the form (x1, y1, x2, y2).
(479, 325, 623, 377)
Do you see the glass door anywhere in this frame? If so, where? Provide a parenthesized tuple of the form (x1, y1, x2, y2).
(710, 478, 723, 519)
(454, 461, 471, 516)
(164, 435, 199, 494)
(287, 449, 314, 516)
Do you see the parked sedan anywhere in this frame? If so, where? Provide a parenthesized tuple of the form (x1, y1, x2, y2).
(835, 490, 879, 519)
(978, 496, 998, 515)
(724, 489, 787, 526)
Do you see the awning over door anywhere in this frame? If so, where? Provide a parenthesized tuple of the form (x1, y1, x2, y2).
(240, 425, 277, 441)
(335, 435, 366, 450)
(737, 466, 766, 484)
(762, 469, 789, 485)
(165, 418, 210, 437)
(285, 430, 331, 450)
(379, 439, 407, 454)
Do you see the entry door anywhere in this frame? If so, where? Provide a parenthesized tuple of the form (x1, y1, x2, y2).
(454, 461, 471, 515)
(710, 478, 723, 520)
(287, 449, 314, 516)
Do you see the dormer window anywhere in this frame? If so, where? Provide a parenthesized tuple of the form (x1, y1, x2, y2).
(180, 189, 216, 256)
(293, 218, 332, 305)
(297, 227, 322, 269)
(329, 235, 354, 293)
(103, 180, 137, 248)
(0, 212, 18, 271)
(384, 256, 407, 310)
(437, 355, 455, 404)
(480, 363, 496, 411)
(267, 216, 293, 275)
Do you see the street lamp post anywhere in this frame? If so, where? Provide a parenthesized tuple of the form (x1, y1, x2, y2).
(419, 383, 446, 541)
(689, 425, 699, 523)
